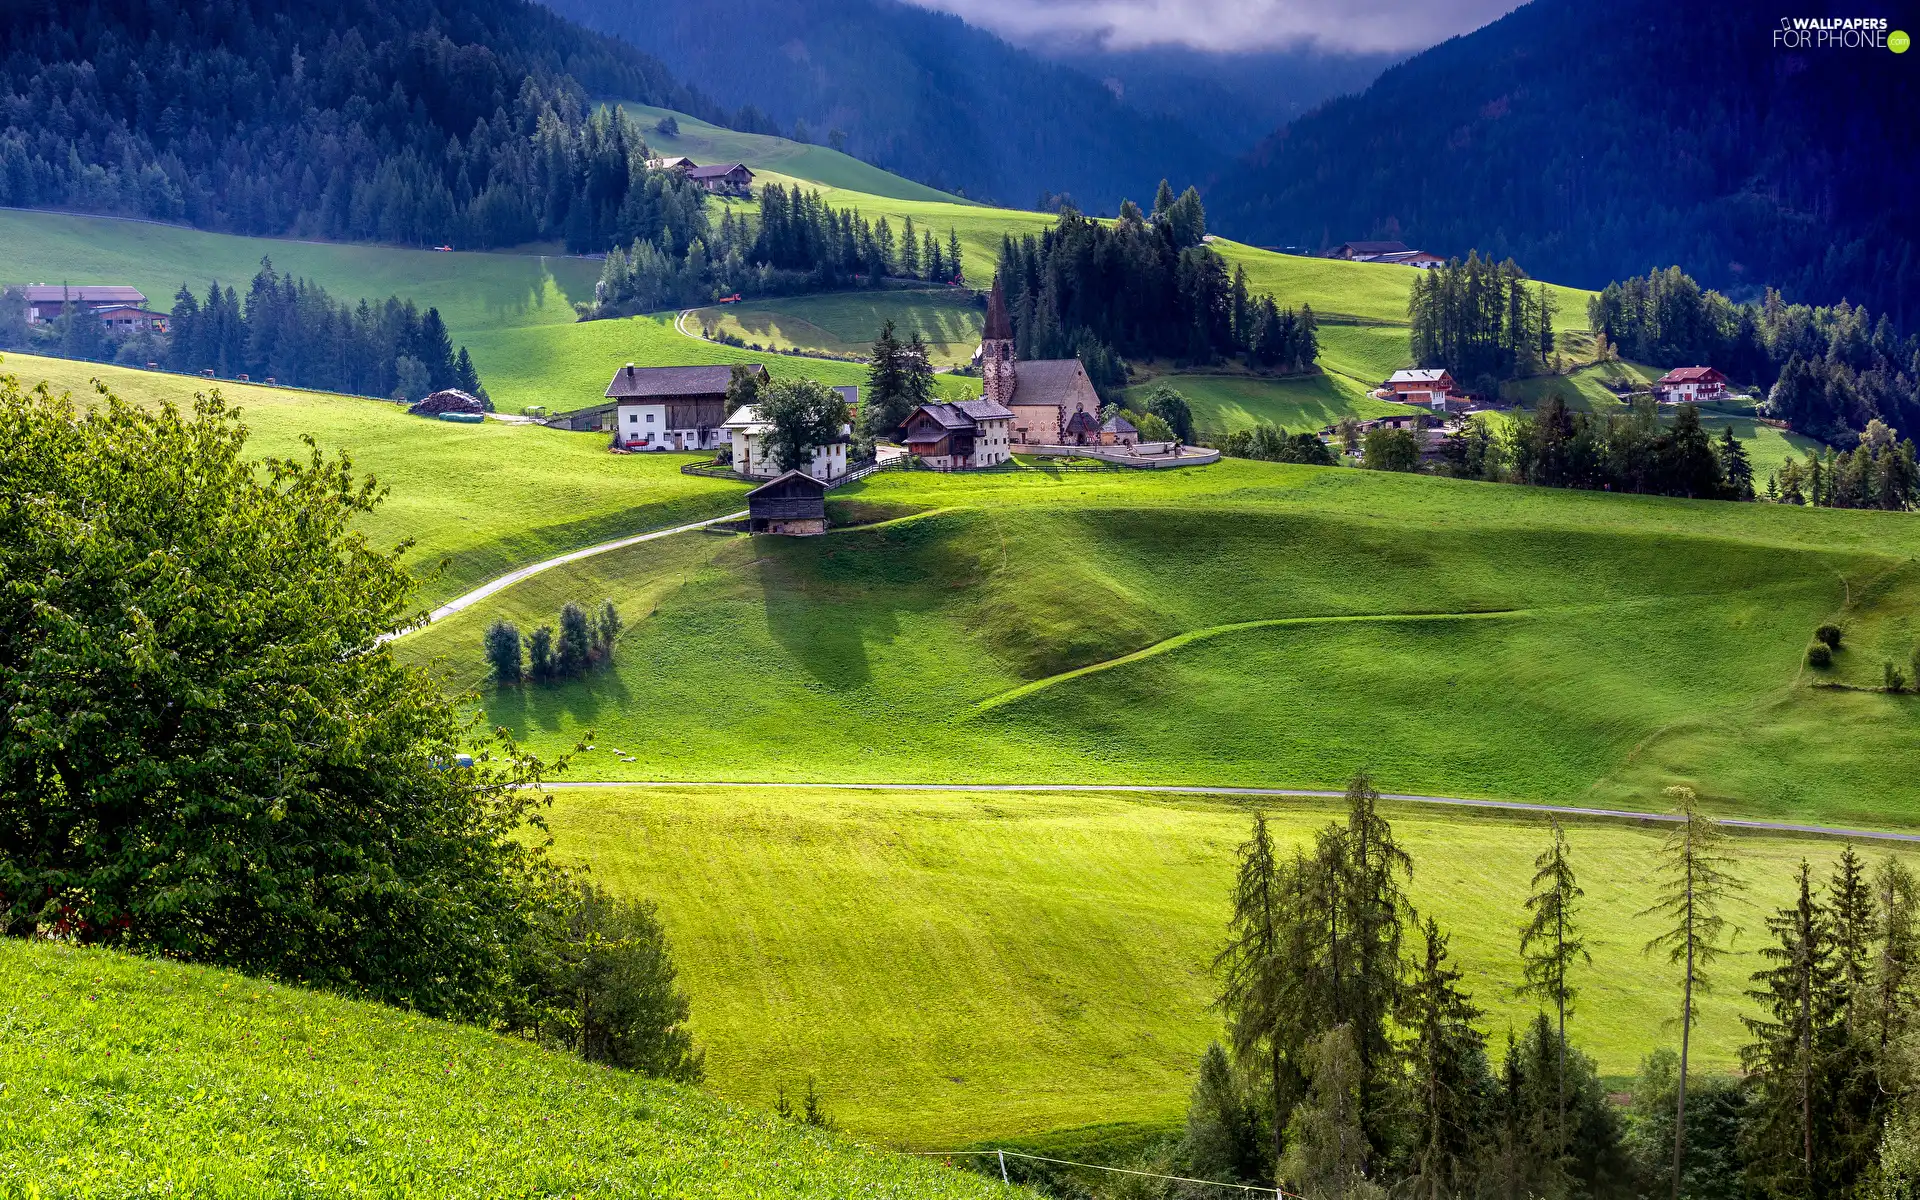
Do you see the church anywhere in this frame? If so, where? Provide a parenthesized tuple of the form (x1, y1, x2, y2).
(976, 277, 1105, 446)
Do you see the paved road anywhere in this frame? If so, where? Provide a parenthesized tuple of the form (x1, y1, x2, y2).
(381, 510, 745, 642)
(536, 779, 1920, 843)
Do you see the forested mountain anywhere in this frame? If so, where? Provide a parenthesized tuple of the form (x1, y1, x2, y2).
(1207, 0, 1920, 326)
(0, 0, 721, 249)
(535, 0, 1220, 210)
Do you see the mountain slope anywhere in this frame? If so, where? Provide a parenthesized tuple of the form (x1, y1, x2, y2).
(537, 0, 1220, 210)
(1207, 0, 1920, 323)
(0, 940, 1011, 1196)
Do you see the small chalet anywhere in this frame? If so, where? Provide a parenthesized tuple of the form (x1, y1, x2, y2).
(550, 362, 760, 446)
(1653, 366, 1728, 405)
(687, 163, 754, 195)
(93, 305, 168, 334)
(900, 399, 1015, 470)
(1100, 413, 1138, 447)
(745, 470, 829, 536)
(725, 386, 857, 481)
(1326, 242, 1443, 268)
(649, 156, 696, 171)
(1385, 368, 1457, 410)
(20, 284, 147, 324)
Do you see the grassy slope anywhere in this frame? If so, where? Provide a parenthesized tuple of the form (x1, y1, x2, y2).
(554, 785, 1915, 1146)
(397, 461, 1920, 829)
(0, 208, 598, 336)
(0, 940, 1015, 1198)
(5, 352, 750, 608)
(624, 103, 969, 204)
(688, 287, 985, 367)
(1123, 371, 1403, 438)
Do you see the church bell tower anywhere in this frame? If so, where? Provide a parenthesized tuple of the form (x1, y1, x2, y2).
(980, 275, 1017, 407)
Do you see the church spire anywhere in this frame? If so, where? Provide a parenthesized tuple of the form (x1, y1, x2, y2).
(983, 274, 1013, 341)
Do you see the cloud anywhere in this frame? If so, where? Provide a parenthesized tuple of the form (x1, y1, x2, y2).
(902, 0, 1521, 55)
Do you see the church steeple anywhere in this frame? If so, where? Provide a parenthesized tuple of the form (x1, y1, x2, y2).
(980, 274, 1017, 406)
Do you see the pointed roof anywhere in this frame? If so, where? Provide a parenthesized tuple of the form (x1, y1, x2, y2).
(983, 276, 1013, 341)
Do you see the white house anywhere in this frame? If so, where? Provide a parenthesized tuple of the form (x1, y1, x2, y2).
(725, 401, 853, 481)
(1653, 366, 1729, 405)
(605, 363, 752, 450)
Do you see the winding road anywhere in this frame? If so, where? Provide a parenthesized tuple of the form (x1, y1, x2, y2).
(534, 780, 1920, 843)
(380, 510, 746, 643)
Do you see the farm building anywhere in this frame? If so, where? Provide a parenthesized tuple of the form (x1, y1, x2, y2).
(1325, 242, 1443, 268)
(976, 277, 1106, 445)
(900, 399, 1015, 470)
(551, 363, 765, 445)
(687, 163, 754, 195)
(93, 305, 168, 334)
(1385, 368, 1458, 410)
(726, 385, 857, 481)
(1101, 413, 1138, 446)
(744, 470, 830, 536)
(19, 284, 147, 324)
(1653, 366, 1728, 405)
(649, 156, 695, 170)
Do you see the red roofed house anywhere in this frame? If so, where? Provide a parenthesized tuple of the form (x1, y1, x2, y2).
(1385, 368, 1457, 410)
(1653, 367, 1728, 405)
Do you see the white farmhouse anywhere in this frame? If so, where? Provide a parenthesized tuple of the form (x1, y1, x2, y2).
(725, 386, 857, 481)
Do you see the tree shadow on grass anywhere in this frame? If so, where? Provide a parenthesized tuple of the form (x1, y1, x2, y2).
(752, 542, 927, 691)
(482, 666, 637, 740)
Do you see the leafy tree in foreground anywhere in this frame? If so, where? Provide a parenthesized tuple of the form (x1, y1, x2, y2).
(1518, 817, 1591, 1167)
(757, 378, 850, 473)
(0, 375, 554, 1020)
(1640, 786, 1746, 1200)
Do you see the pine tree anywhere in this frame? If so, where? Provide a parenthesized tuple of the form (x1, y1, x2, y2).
(1518, 817, 1590, 1164)
(1185, 1042, 1268, 1184)
(947, 228, 965, 284)
(1828, 847, 1876, 1033)
(1716, 427, 1754, 500)
(899, 217, 920, 277)
(1874, 857, 1920, 1048)
(923, 229, 941, 282)
(863, 320, 906, 436)
(1279, 1025, 1379, 1200)
(483, 619, 523, 685)
(1215, 812, 1293, 1170)
(1741, 860, 1836, 1197)
(1640, 785, 1746, 1200)
(527, 625, 555, 683)
(1338, 770, 1414, 1150)
(1400, 918, 1488, 1200)
(558, 602, 593, 677)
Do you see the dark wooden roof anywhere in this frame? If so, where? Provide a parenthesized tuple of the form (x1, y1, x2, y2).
(687, 163, 752, 180)
(1334, 240, 1411, 256)
(605, 363, 762, 399)
(745, 470, 829, 501)
(21, 284, 146, 304)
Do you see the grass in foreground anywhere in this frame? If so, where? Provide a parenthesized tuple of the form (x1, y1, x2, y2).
(5, 353, 750, 608)
(399, 460, 1920, 829)
(552, 785, 1915, 1146)
(0, 939, 1017, 1197)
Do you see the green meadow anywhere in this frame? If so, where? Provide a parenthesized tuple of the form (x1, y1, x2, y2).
(399, 459, 1920, 829)
(550, 784, 1916, 1146)
(0, 939, 1015, 1197)
(4, 352, 750, 608)
(1124, 370, 1402, 438)
(0, 207, 598, 336)
(687, 287, 985, 366)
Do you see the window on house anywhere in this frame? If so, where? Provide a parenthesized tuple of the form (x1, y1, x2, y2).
(646, 413, 656, 423)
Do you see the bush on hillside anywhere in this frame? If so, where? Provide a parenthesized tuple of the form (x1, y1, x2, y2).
(1815, 624, 1844, 650)
(0, 376, 697, 1076)
(1807, 644, 1832, 668)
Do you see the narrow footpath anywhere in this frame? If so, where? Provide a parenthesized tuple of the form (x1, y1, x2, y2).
(381, 510, 746, 642)
(536, 780, 1920, 843)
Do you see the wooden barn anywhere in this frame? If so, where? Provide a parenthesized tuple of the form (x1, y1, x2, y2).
(745, 470, 829, 536)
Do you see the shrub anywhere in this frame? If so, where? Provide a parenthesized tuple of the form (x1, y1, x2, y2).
(1815, 623, 1844, 650)
(1886, 662, 1908, 693)
(1808, 643, 1832, 668)
(0, 379, 560, 1022)
(484, 619, 523, 684)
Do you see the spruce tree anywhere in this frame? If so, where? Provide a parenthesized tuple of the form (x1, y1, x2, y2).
(902, 333, 935, 411)
(483, 619, 523, 685)
(899, 216, 920, 277)
(1874, 856, 1920, 1048)
(1640, 786, 1745, 1200)
(947, 229, 965, 284)
(557, 602, 593, 677)
(1741, 860, 1836, 1197)
(1214, 812, 1293, 1170)
(1518, 817, 1590, 1164)
(1400, 917, 1488, 1200)
(864, 320, 906, 436)
(1338, 770, 1414, 1150)
(1828, 846, 1876, 1032)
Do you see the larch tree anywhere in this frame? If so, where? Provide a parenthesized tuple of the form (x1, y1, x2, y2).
(1640, 785, 1746, 1200)
(1214, 812, 1292, 1171)
(1518, 817, 1590, 1163)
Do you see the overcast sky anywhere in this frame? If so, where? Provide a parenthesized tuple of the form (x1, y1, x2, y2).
(904, 0, 1524, 54)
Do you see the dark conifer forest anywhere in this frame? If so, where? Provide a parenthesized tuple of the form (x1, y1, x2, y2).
(0, 0, 721, 250)
(1207, 0, 1919, 326)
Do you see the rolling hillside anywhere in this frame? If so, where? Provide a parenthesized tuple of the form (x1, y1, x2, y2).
(551, 785, 1917, 1145)
(0, 939, 1015, 1196)
(398, 460, 1920, 827)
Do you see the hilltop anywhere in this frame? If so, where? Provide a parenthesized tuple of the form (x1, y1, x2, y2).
(0, 939, 1014, 1196)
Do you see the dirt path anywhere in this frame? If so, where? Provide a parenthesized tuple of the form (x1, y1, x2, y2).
(535, 780, 1920, 843)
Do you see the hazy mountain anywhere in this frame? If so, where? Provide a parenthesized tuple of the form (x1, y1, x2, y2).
(536, 0, 1221, 210)
(1043, 45, 1397, 157)
(1206, 0, 1920, 323)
